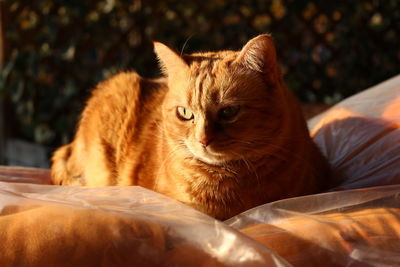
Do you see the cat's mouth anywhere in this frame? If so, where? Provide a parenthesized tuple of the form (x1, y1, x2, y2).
(185, 141, 227, 165)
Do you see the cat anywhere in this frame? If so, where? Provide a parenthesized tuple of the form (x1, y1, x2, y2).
(51, 34, 330, 220)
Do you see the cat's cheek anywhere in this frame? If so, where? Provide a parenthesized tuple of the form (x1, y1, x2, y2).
(184, 140, 215, 163)
(166, 118, 191, 138)
(185, 142, 206, 162)
(183, 137, 197, 153)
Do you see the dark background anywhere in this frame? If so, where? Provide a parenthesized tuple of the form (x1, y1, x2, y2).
(0, 0, 399, 166)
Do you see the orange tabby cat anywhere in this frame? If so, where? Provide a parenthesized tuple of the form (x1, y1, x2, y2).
(51, 34, 330, 220)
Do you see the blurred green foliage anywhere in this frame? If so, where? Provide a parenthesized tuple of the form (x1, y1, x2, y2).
(1, 0, 399, 147)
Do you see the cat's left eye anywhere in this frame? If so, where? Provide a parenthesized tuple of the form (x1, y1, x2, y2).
(176, 106, 194, 121)
(219, 105, 240, 120)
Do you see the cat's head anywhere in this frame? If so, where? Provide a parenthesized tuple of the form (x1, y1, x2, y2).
(154, 34, 290, 165)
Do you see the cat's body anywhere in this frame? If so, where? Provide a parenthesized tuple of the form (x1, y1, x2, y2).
(52, 35, 330, 220)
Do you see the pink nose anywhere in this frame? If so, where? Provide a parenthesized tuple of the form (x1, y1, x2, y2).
(199, 137, 214, 147)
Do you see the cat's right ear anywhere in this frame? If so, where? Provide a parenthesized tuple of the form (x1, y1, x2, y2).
(153, 41, 189, 78)
(233, 34, 279, 76)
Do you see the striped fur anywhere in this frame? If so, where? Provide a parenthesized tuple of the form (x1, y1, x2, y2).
(51, 35, 330, 220)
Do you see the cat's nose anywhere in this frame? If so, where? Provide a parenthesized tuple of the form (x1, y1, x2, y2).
(199, 137, 214, 147)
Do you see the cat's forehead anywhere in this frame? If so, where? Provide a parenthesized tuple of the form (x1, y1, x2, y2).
(168, 50, 265, 109)
(184, 62, 250, 109)
(185, 70, 221, 109)
(185, 51, 238, 86)
(185, 50, 236, 70)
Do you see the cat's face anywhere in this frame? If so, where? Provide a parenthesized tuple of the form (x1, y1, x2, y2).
(163, 62, 280, 165)
(155, 35, 284, 165)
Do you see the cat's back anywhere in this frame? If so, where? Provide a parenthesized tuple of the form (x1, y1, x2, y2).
(78, 72, 166, 142)
(51, 71, 166, 186)
(82, 72, 161, 124)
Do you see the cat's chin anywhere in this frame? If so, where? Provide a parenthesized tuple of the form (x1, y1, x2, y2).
(195, 155, 226, 166)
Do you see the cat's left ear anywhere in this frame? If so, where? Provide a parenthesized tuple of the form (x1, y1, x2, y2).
(153, 41, 189, 78)
(234, 34, 279, 75)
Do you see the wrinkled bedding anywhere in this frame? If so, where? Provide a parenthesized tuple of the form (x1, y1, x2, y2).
(1, 74, 399, 266)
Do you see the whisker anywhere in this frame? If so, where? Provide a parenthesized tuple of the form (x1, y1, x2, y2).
(180, 34, 195, 56)
(153, 142, 187, 190)
(240, 155, 261, 186)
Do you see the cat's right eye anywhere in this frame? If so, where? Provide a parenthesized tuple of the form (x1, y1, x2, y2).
(219, 105, 240, 120)
(176, 106, 194, 121)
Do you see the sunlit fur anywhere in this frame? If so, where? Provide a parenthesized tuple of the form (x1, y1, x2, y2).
(51, 34, 330, 220)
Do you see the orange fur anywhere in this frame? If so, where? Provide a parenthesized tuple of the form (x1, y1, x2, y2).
(51, 34, 330, 220)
